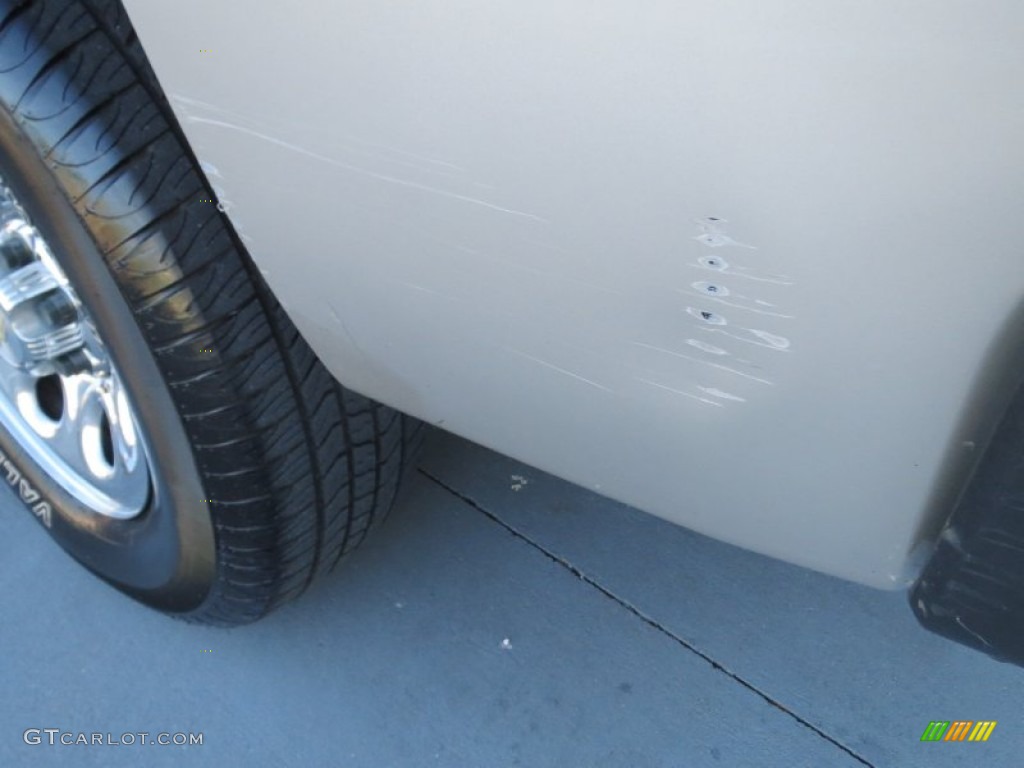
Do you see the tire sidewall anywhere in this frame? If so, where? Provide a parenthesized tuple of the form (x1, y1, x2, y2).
(0, 99, 216, 613)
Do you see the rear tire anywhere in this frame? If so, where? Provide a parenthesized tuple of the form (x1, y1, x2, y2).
(0, 0, 422, 625)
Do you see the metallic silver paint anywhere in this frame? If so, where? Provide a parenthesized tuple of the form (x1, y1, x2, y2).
(123, 1, 1024, 588)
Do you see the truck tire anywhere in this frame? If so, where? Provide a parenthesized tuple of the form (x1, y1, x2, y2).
(0, 0, 422, 625)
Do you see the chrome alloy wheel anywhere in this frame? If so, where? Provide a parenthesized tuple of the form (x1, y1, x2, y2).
(0, 175, 150, 519)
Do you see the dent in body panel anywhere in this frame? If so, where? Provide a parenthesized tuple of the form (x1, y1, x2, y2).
(123, 0, 1024, 592)
(504, 214, 795, 408)
(172, 92, 796, 411)
(176, 97, 795, 407)
(632, 216, 793, 407)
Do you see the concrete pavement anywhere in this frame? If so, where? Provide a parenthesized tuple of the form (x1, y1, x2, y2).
(1, 428, 1020, 767)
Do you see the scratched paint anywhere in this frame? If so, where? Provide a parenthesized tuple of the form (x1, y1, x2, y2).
(633, 216, 795, 407)
(686, 307, 728, 325)
(172, 94, 547, 222)
(685, 339, 728, 355)
(175, 95, 467, 178)
(698, 256, 729, 271)
(636, 377, 724, 407)
(701, 326, 792, 353)
(193, 157, 256, 248)
(698, 386, 747, 403)
(692, 280, 730, 297)
(504, 347, 612, 394)
(689, 218, 794, 364)
(693, 217, 757, 249)
(747, 329, 791, 350)
(176, 95, 789, 414)
(199, 160, 222, 178)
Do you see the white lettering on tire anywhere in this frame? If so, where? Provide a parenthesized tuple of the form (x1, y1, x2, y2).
(0, 447, 52, 528)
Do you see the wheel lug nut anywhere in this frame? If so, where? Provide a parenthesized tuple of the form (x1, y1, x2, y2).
(0, 232, 35, 270)
(37, 290, 78, 327)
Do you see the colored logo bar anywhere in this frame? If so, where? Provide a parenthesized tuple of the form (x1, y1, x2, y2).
(921, 721, 996, 742)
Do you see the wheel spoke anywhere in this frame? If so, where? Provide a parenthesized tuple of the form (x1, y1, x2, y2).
(0, 174, 150, 519)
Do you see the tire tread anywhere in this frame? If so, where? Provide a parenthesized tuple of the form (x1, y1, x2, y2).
(0, 0, 424, 624)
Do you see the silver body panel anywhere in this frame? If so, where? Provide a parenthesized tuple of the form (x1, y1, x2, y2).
(123, 1, 1024, 588)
